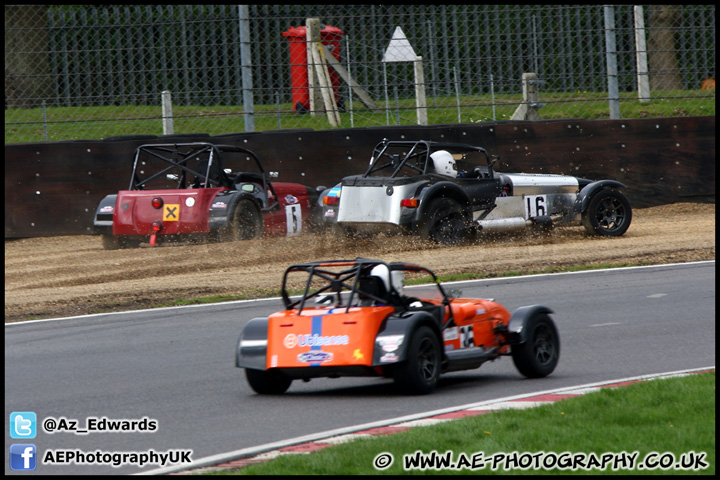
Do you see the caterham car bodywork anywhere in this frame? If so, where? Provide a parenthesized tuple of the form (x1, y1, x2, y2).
(93, 142, 321, 249)
(321, 139, 632, 244)
(237, 258, 560, 394)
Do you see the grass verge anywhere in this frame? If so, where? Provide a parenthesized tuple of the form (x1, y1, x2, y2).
(5, 90, 714, 144)
(214, 371, 715, 475)
(159, 260, 662, 308)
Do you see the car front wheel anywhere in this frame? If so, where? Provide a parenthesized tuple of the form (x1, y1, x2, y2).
(393, 326, 441, 394)
(581, 189, 632, 236)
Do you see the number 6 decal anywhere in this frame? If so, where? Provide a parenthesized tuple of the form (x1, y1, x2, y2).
(285, 204, 302, 236)
(525, 195, 547, 218)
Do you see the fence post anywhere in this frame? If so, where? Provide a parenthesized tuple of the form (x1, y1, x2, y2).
(238, 5, 255, 132)
(414, 57, 428, 125)
(161, 90, 174, 135)
(306, 18, 323, 117)
(604, 5, 621, 119)
(634, 6, 651, 103)
(510, 73, 541, 121)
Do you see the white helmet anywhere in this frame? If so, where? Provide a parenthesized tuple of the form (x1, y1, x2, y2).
(370, 264, 390, 291)
(369, 265, 405, 295)
(430, 150, 457, 177)
(390, 270, 405, 295)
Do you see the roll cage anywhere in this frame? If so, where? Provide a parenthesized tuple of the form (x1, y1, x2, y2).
(128, 142, 279, 204)
(280, 258, 452, 318)
(363, 139, 498, 179)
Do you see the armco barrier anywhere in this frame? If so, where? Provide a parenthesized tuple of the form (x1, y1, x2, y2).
(4, 117, 715, 238)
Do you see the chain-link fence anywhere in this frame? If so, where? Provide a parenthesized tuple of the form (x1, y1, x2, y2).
(5, 4, 715, 144)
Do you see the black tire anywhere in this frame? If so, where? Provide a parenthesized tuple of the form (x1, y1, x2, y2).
(511, 313, 560, 378)
(331, 222, 357, 239)
(393, 326, 442, 395)
(581, 189, 632, 237)
(224, 199, 263, 241)
(419, 198, 469, 245)
(102, 234, 121, 250)
(102, 234, 141, 250)
(245, 369, 292, 395)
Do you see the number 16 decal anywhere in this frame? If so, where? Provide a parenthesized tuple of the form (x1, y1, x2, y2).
(525, 195, 547, 218)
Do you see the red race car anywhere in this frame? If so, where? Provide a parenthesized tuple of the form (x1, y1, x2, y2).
(93, 142, 322, 249)
(236, 258, 560, 395)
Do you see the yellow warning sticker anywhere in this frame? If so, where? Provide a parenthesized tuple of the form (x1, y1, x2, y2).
(163, 204, 180, 221)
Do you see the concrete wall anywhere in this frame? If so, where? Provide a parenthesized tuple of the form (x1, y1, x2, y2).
(4, 116, 715, 238)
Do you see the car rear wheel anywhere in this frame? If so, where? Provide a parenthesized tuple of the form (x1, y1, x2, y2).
(511, 313, 560, 378)
(225, 199, 263, 241)
(581, 189, 632, 236)
(101, 234, 141, 250)
(419, 198, 468, 245)
(245, 368, 292, 394)
(393, 326, 441, 395)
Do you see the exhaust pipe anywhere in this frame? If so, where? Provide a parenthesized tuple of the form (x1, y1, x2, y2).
(477, 215, 560, 233)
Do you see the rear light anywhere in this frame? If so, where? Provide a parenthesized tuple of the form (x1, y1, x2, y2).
(151, 221, 163, 232)
(151, 197, 163, 209)
(400, 198, 419, 208)
(323, 196, 339, 206)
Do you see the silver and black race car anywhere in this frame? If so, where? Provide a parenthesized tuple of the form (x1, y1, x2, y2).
(320, 139, 632, 244)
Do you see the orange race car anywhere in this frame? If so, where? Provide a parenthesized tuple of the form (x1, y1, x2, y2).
(236, 258, 560, 395)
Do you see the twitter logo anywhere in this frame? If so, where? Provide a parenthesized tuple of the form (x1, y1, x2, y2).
(10, 412, 37, 439)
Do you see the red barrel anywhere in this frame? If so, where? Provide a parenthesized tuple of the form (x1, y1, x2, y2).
(282, 25, 344, 113)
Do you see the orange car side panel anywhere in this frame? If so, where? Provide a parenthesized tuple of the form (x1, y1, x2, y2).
(266, 306, 395, 369)
(443, 299, 511, 351)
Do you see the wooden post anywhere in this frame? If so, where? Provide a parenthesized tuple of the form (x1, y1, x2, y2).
(311, 42, 341, 127)
(511, 72, 541, 121)
(306, 18, 323, 117)
(306, 18, 340, 126)
(320, 43, 378, 109)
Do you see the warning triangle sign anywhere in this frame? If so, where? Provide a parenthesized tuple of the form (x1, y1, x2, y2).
(382, 26, 418, 63)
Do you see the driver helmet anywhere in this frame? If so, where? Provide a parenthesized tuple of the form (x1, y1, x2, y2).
(369, 264, 390, 291)
(430, 150, 457, 177)
(390, 270, 405, 295)
(370, 264, 405, 295)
